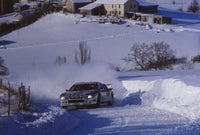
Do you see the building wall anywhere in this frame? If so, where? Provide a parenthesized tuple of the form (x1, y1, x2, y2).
(66, 0, 74, 13)
(103, 4, 124, 17)
(20, 0, 29, 4)
(80, 5, 105, 15)
(66, 0, 91, 13)
(103, 0, 138, 17)
(124, 0, 138, 13)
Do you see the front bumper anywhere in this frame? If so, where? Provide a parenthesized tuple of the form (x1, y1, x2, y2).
(60, 98, 97, 107)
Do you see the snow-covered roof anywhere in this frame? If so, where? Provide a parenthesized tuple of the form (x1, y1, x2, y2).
(95, 0, 128, 5)
(71, 0, 92, 4)
(79, 3, 102, 10)
(136, 0, 158, 7)
(28, 2, 39, 6)
(14, 12, 31, 18)
(13, 3, 27, 7)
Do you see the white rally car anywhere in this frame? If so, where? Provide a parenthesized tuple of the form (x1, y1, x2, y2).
(60, 82, 114, 109)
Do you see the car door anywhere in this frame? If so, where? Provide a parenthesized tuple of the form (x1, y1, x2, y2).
(102, 84, 111, 102)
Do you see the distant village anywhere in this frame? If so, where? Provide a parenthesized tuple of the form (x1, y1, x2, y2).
(0, 0, 172, 24)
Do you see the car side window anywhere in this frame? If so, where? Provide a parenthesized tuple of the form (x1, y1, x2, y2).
(102, 84, 108, 90)
(100, 86, 103, 90)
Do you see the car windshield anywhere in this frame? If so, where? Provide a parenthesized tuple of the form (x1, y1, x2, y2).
(70, 84, 98, 91)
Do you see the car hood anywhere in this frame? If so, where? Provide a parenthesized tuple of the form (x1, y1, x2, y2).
(61, 90, 98, 99)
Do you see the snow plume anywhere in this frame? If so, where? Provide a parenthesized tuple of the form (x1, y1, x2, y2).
(24, 62, 126, 100)
(25, 105, 65, 127)
(122, 78, 200, 120)
(0, 104, 80, 135)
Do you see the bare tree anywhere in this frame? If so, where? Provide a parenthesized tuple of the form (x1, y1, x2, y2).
(187, 0, 199, 13)
(123, 43, 154, 70)
(75, 41, 91, 65)
(123, 42, 176, 71)
(0, 56, 8, 75)
(150, 42, 176, 70)
(55, 56, 67, 65)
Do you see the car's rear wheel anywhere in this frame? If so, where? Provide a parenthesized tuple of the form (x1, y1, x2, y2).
(108, 93, 114, 106)
(62, 106, 67, 109)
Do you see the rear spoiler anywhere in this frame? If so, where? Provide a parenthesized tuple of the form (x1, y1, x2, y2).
(105, 84, 112, 89)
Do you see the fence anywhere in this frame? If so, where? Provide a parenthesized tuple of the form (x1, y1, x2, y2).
(0, 79, 31, 116)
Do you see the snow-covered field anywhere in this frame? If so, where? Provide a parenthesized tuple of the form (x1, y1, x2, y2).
(1, 2, 200, 134)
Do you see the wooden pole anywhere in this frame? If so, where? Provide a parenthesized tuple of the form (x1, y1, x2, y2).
(27, 86, 30, 105)
(1, 0, 4, 14)
(21, 85, 26, 110)
(17, 86, 21, 111)
(8, 82, 10, 116)
(0, 79, 2, 89)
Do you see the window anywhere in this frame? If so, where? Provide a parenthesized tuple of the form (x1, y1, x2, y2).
(119, 5, 120, 8)
(112, 5, 114, 8)
(119, 11, 121, 15)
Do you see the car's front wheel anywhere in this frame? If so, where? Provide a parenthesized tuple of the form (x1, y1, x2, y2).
(94, 94, 101, 108)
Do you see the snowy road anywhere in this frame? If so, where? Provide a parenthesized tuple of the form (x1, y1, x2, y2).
(67, 105, 191, 135)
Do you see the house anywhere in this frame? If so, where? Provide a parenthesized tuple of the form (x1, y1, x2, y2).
(79, 0, 158, 17)
(28, 2, 40, 9)
(13, 11, 31, 22)
(59, 0, 66, 6)
(94, 0, 139, 17)
(20, 0, 29, 4)
(66, 0, 93, 13)
(13, 3, 29, 12)
(131, 12, 172, 24)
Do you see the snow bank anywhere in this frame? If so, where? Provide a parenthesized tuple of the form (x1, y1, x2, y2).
(122, 76, 200, 120)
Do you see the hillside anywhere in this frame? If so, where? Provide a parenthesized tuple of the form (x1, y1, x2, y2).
(1, 4, 200, 135)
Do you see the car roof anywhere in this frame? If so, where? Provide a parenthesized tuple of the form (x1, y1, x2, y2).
(73, 82, 101, 85)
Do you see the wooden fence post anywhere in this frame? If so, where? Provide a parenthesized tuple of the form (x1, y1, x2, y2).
(27, 86, 30, 105)
(21, 84, 26, 110)
(8, 82, 10, 116)
(17, 86, 21, 111)
(0, 79, 2, 89)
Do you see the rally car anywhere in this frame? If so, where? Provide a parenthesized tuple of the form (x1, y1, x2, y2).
(60, 82, 114, 109)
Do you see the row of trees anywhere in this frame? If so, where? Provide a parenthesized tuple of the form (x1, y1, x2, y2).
(0, 0, 19, 15)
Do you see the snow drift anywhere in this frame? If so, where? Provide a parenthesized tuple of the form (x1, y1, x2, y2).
(122, 76, 200, 120)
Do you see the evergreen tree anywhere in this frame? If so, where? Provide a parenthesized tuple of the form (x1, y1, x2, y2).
(187, 0, 199, 13)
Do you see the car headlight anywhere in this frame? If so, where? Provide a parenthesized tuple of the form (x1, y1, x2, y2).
(60, 96, 65, 100)
(88, 95, 92, 99)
